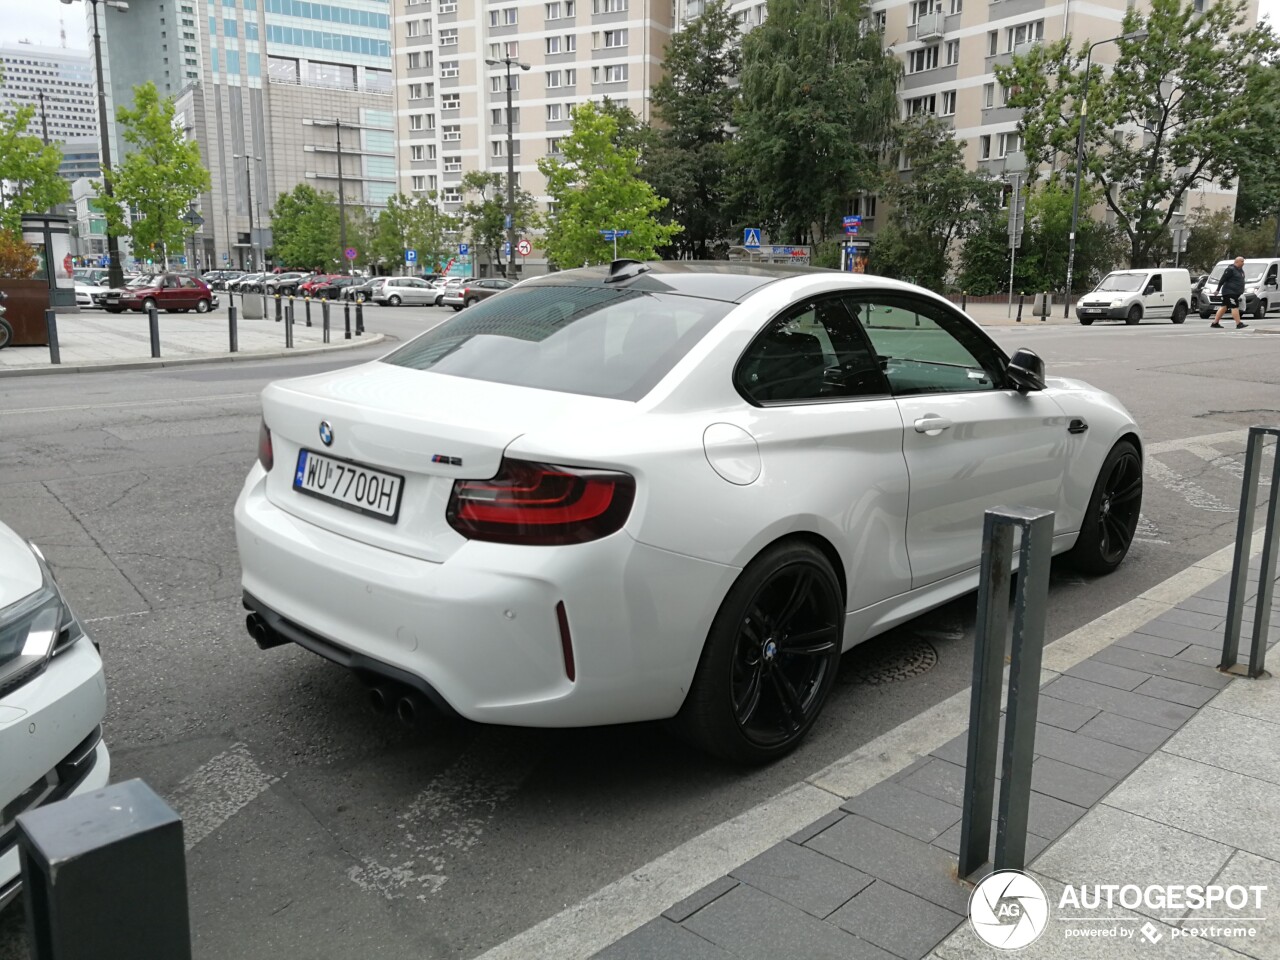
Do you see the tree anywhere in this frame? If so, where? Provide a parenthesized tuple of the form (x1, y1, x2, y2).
(1015, 182, 1121, 293)
(270, 184, 340, 270)
(959, 206, 1012, 296)
(538, 102, 681, 267)
(997, 0, 1280, 267)
(0, 106, 70, 233)
(867, 118, 998, 290)
(732, 0, 900, 245)
(459, 172, 539, 275)
(100, 81, 211, 267)
(1183, 207, 1234, 272)
(373, 193, 458, 273)
(646, 0, 741, 258)
(0, 229, 39, 279)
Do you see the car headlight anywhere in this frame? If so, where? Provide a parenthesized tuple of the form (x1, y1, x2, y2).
(0, 543, 86, 695)
(1111, 299, 1125, 307)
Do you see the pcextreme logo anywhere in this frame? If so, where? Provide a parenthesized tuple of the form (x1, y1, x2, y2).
(969, 870, 1050, 950)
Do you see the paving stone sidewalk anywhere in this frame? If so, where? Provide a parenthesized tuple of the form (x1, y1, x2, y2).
(596, 563, 1280, 960)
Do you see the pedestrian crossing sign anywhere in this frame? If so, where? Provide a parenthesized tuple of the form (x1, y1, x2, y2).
(744, 228, 762, 249)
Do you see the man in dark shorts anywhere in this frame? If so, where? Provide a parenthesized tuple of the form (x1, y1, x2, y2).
(1212, 256, 1248, 329)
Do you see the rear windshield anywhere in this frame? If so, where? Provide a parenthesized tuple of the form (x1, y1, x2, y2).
(382, 284, 731, 400)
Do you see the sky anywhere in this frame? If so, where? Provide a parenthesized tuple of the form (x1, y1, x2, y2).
(1, 0, 1277, 55)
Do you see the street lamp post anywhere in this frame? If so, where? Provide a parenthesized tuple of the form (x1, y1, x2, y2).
(311, 119, 350, 272)
(232, 153, 262, 270)
(485, 55, 530, 280)
(1064, 29, 1148, 317)
(62, 0, 130, 289)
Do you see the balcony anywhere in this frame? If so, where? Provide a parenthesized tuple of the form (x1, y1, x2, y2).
(915, 10, 944, 40)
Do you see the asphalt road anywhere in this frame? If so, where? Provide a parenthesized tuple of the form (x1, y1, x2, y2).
(1, 306, 1278, 959)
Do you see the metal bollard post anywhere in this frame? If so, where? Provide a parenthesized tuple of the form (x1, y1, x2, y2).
(961, 291, 968, 313)
(957, 505, 1054, 878)
(274, 294, 282, 323)
(285, 301, 294, 349)
(17, 778, 193, 960)
(1221, 426, 1280, 678)
(147, 305, 161, 358)
(355, 300, 364, 336)
(344, 301, 352, 340)
(322, 299, 331, 344)
(1016, 294, 1025, 323)
(44, 309, 61, 365)
(228, 303, 239, 353)
(305, 296, 312, 327)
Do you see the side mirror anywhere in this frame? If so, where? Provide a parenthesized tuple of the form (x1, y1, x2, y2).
(1007, 348, 1045, 392)
(1144, 285, 1156, 296)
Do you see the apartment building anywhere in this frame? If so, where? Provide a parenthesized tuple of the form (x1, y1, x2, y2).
(0, 43, 102, 182)
(391, 0, 672, 271)
(95, 0, 395, 268)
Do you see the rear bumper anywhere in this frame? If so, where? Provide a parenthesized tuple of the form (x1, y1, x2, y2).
(234, 466, 737, 727)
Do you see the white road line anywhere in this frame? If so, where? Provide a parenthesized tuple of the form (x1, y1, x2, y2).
(472, 531, 1266, 960)
(168, 742, 278, 851)
(1144, 457, 1237, 514)
(0, 392, 259, 416)
(348, 732, 542, 901)
(1146, 430, 1249, 456)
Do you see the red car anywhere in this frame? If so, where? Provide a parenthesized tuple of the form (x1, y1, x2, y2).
(106, 273, 217, 314)
(297, 275, 339, 297)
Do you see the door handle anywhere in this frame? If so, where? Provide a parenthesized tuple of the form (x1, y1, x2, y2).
(914, 416, 953, 434)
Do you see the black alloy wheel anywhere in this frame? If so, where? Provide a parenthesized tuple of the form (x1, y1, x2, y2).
(1066, 440, 1143, 575)
(678, 541, 843, 764)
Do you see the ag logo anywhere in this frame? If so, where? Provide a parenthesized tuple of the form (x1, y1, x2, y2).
(969, 870, 1049, 950)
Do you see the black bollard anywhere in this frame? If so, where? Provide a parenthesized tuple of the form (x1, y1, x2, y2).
(1016, 294, 1025, 323)
(322, 299, 331, 344)
(285, 301, 294, 349)
(274, 294, 282, 323)
(355, 300, 364, 336)
(305, 296, 312, 328)
(961, 290, 968, 313)
(228, 303, 239, 353)
(44, 309, 61, 365)
(148, 305, 161, 357)
(344, 301, 351, 340)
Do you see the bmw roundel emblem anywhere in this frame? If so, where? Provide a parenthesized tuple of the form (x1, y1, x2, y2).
(319, 421, 334, 446)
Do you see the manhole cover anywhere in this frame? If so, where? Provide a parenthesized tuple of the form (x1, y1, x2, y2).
(839, 637, 938, 685)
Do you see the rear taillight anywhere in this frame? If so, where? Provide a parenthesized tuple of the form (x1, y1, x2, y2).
(447, 459, 635, 545)
(258, 419, 273, 472)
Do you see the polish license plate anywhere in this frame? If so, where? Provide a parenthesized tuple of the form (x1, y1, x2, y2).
(293, 450, 404, 523)
(1085, 309, 1103, 315)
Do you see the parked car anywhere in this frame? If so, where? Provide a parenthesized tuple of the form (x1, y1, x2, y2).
(0, 521, 111, 910)
(106, 273, 217, 314)
(343, 277, 387, 303)
(373, 277, 435, 306)
(307, 276, 360, 300)
(263, 272, 308, 297)
(1075, 268, 1192, 325)
(73, 268, 110, 286)
(236, 261, 1143, 764)
(206, 270, 245, 290)
(227, 273, 266, 293)
(75, 280, 111, 309)
(441, 278, 514, 310)
(432, 277, 465, 306)
(1200, 258, 1280, 320)
(1189, 274, 1208, 315)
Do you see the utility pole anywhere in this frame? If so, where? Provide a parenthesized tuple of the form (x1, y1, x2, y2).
(335, 118, 347, 273)
(37, 91, 50, 144)
(82, 0, 130, 289)
(485, 55, 530, 280)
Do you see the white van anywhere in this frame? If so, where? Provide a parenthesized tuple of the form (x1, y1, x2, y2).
(1200, 259, 1280, 320)
(1075, 268, 1193, 325)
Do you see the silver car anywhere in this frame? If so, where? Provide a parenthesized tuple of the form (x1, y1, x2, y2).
(374, 277, 435, 306)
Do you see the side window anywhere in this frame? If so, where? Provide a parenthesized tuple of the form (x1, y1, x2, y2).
(1147, 274, 1162, 294)
(1267, 265, 1278, 285)
(854, 294, 1005, 396)
(737, 295, 889, 404)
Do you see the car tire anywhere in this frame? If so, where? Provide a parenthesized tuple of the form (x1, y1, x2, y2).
(1171, 303, 1187, 324)
(195, 299, 210, 314)
(1200, 311, 1213, 320)
(105, 307, 123, 314)
(676, 540, 844, 764)
(1125, 305, 1141, 325)
(355, 292, 366, 303)
(451, 305, 463, 311)
(1065, 439, 1143, 576)
(1255, 298, 1267, 320)
(388, 295, 402, 306)
(464, 298, 477, 308)
(1079, 317, 1094, 326)
(142, 298, 158, 314)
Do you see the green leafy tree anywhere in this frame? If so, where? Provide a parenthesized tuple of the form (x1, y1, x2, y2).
(100, 82, 211, 267)
(1183, 206, 1234, 272)
(373, 193, 458, 272)
(1016, 182, 1122, 293)
(733, 0, 900, 244)
(0, 106, 70, 233)
(459, 172, 539, 275)
(867, 118, 999, 290)
(958, 206, 1011, 296)
(538, 102, 681, 267)
(997, 0, 1280, 267)
(646, 0, 741, 258)
(270, 184, 340, 270)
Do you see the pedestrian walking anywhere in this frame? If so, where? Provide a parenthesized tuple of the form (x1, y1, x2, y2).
(1211, 256, 1249, 329)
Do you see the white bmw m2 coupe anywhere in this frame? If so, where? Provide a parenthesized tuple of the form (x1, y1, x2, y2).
(235, 262, 1142, 763)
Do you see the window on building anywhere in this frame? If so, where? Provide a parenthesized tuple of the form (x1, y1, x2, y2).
(1007, 20, 1043, 51)
(442, 188, 462, 203)
(941, 90, 956, 115)
(407, 51, 422, 69)
(224, 17, 237, 36)
(442, 123, 461, 140)
(602, 28, 627, 46)
(440, 59, 459, 77)
(905, 94, 936, 117)
(546, 103, 562, 121)
(366, 69, 392, 94)
(268, 55, 299, 82)
(999, 131, 1022, 157)
(949, 0, 961, 13)
(409, 82, 424, 99)
(908, 46, 939, 73)
(440, 27, 457, 45)
(945, 39, 959, 65)
(409, 113, 424, 130)
(546, 35, 561, 54)
(547, 136, 562, 154)
(987, 30, 998, 56)
(490, 107, 520, 124)
(443, 154, 461, 172)
(438, 1, 455, 10)
(406, 19, 419, 36)
(307, 61, 355, 89)
(983, 82, 994, 108)
(491, 139, 520, 157)
(546, 69, 562, 88)
(410, 144, 424, 160)
(489, 6, 517, 25)
(442, 92, 460, 110)
(412, 175, 426, 191)
(908, 0, 935, 25)
(545, 0, 561, 16)
(873, 10, 886, 31)
(979, 134, 991, 160)
(593, 0, 626, 10)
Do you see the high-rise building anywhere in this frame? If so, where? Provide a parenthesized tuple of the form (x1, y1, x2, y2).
(95, 0, 396, 269)
(0, 42, 102, 182)
(390, 0, 672, 273)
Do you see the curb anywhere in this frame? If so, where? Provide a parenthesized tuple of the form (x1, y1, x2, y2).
(0, 333, 392, 378)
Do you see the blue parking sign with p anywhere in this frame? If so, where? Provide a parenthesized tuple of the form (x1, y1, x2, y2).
(405, 249, 418, 264)
(459, 243, 470, 256)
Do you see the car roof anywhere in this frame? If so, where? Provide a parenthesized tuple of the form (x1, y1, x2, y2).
(518, 261, 845, 303)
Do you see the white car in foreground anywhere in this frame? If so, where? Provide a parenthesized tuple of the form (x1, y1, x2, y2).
(0, 523, 110, 908)
(235, 262, 1142, 762)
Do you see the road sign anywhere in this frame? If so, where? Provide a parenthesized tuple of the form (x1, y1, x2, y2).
(344, 247, 358, 261)
(504, 214, 513, 229)
(222, 253, 229, 262)
(843, 215, 862, 236)
(405, 248, 418, 264)
(503, 241, 512, 257)
(517, 238, 532, 257)
(459, 242, 470, 256)
(744, 228, 762, 249)
(183, 208, 204, 227)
